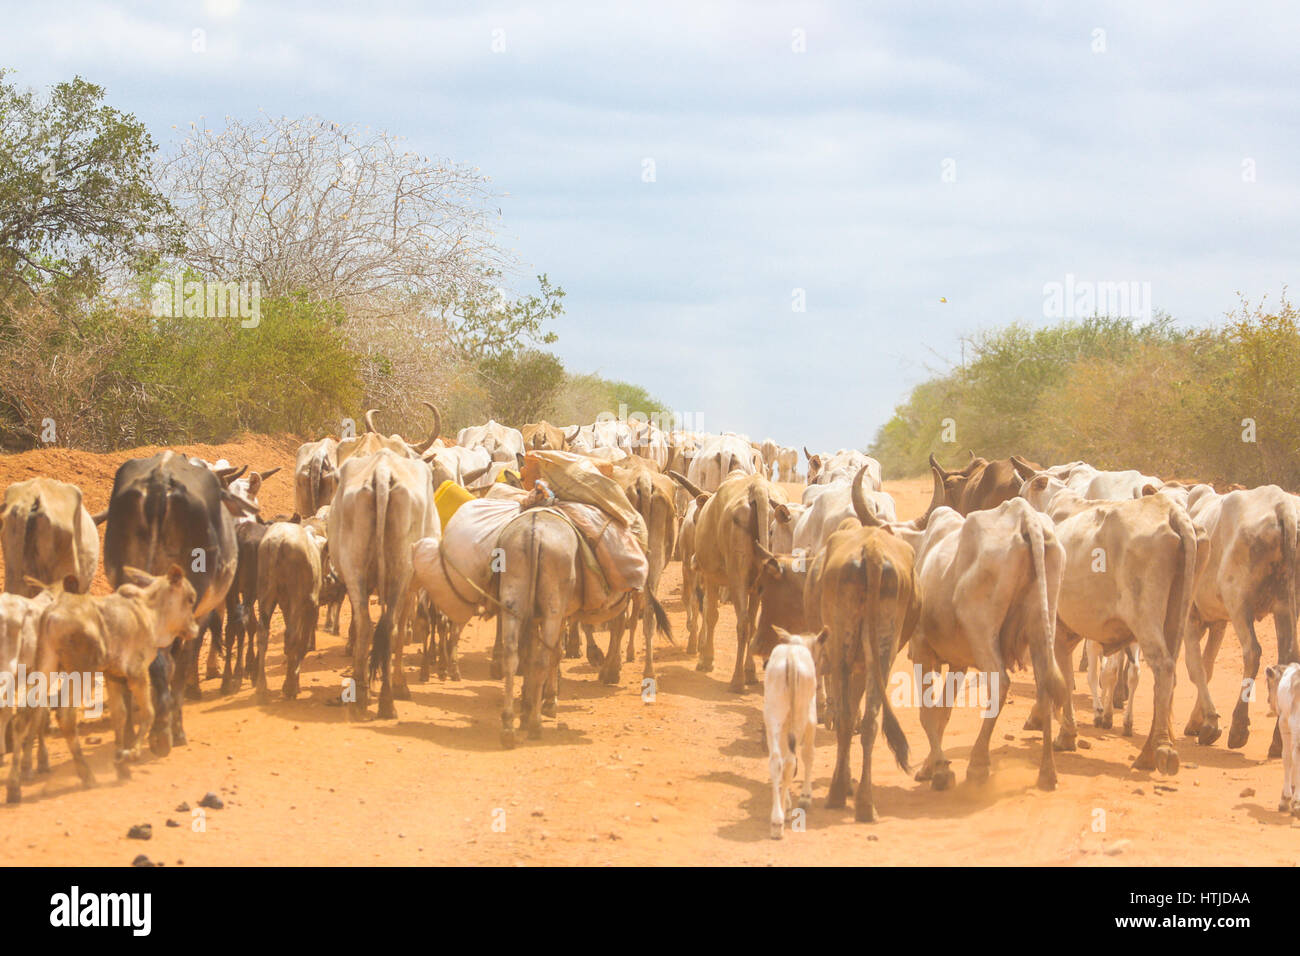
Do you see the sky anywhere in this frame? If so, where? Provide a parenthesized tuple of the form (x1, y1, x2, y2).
(4, 0, 1299, 451)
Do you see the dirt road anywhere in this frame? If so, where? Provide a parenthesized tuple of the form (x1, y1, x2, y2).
(0, 437, 1294, 865)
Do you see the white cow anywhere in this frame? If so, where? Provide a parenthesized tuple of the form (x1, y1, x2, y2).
(1266, 662, 1300, 815)
(764, 626, 825, 839)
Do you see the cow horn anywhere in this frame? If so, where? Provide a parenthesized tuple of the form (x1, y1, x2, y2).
(928, 453, 950, 478)
(667, 470, 707, 500)
(216, 464, 248, 485)
(565, 426, 580, 442)
(850, 464, 881, 527)
(411, 402, 443, 453)
(258, 467, 282, 481)
(924, 464, 946, 518)
(364, 408, 380, 434)
(461, 463, 491, 485)
(803, 446, 813, 461)
(92, 509, 109, 526)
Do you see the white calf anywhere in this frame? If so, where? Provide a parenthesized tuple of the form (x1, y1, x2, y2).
(765, 627, 825, 839)
(1086, 641, 1141, 735)
(1266, 663, 1300, 815)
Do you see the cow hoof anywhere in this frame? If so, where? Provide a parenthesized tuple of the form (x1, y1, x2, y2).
(966, 764, 989, 785)
(393, 685, 412, 702)
(1290, 801, 1300, 818)
(449, 669, 462, 682)
(489, 661, 503, 680)
(115, 762, 131, 781)
(932, 767, 955, 791)
(796, 796, 811, 812)
(1155, 747, 1179, 775)
(527, 722, 542, 740)
(6, 785, 19, 804)
(1022, 713, 1042, 732)
(696, 659, 713, 674)
(1052, 731, 1077, 752)
(150, 733, 172, 758)
(825, 793, 846, 810)
(1197, 725, 1221, 747)
(586, 648, 605, 668)
(255, 689, 271, 706)
(418, 666, 431, 683)
(1098, 713, 1113, 730)
(1280, 799, 1291, 812)
(1269, 738, 1283, 760)
(500, 729, 516, 749)
(184, 685, 202, 702)
(914, 764, 932, 782)
(1123, 724, 1135, 738)
(378, 702, 397, 720)
(541, 699, 557, 718)
(770, 824, 784, 840)
(1037, 770, 1057, 791)
(1227, 720, 1249, 750)
(599, 667, 621, 686)
(854, 800, 876, 823)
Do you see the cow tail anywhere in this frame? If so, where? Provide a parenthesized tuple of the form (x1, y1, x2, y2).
(1279, 500, 1299, 664)
(786, 651, 798, 756)
(309, 452, 324, 513)
(1163, 507, 1198, 661)
(1026, 509, 1066, 707)
(867, 552, 910, 773)
(369, 462, 393, 683)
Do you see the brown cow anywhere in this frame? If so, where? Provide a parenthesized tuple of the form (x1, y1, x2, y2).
(925, 452, 1042, 516)
(8, 566, 197, 802)
(803, 483, 919, 821)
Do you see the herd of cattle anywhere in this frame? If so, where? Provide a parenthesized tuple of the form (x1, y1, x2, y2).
(2, 412, 1299, 843)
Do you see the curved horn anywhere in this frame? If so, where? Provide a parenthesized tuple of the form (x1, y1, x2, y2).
(216, 464, 248, 486)
(667, 470, 707, 500)
(411, 402, 443, 453)
(928, 452, 949, 478)
(923, 464, 946, 518)
(850, 464, 881, 527)
(803, 446, 813, 461)
(257, 467, 282, 481)
(460, 463, 491, 486)
(364, 408, 380, 434)
(565, 426, 580, 442)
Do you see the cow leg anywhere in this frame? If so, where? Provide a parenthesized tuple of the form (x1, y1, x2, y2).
(491, 618, 504, 679)
(1122, 647, 1140, 737)
(826, 663, 865, 808)
(445, 622, 464, 681)
(1133, 628, 1179, 774)
(765, 707, 788, 838)
(348, 587, 372, 716)
(742, 595, 760, 685)
(415, 604, 432, 682)
(625, 595, 639, 663)
(599, 612, 626, 685)
(375, 606, 398, 720)
(125, 670, 155, 767)
(531, 616, 564, 736)
(798, 708, 815, 814)
(1086, 641, 1107, 728)
(855, 665, 885, 821)
(684, 572, 700, 656)
(391, 593, 414, 702)
(583, 623, 603, 667)
(1270, 609, 1298, 759)
(564, 620, 581, 659)
(1182, 616, 1221, 744)
(255, 600, 274, 705)
(5, 710, 39, 802)
(1228, 612, 1262, 749)
(166, 642, 191, 748)
(697, 582, 719, 673)
(726, 582, 750, 693)
(105, 679, 132, 780)
(968, 663, 1013, 785)
(1097, 648, 1118, 730)
(500, 616, 521, 749)
(915, 660, 955, 787)
(1289, 721, 1300, 815)
(56, 705, 96, 790)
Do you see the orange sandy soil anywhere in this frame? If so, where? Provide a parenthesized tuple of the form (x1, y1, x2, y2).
(0, 437, 1294, 866)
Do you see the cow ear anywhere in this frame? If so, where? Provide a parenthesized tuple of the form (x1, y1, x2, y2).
(290, 512, 302, 523)
(61, 574, 81, 594)
(694, 493, 710, 510)
(815, 627, 829, 648)
(246, 473, 263, 496)
(1141, 484, 1158, 496)
(761, 557, 783, 579)
(23, 574, 49, 594)
(121, 566, 153, 588)
(774, 503, 792, 524)
(771, 626, 792, 645)
(167, 565, 185, 585)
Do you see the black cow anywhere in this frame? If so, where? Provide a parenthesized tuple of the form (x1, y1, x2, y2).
(98, 451, 258, 747)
